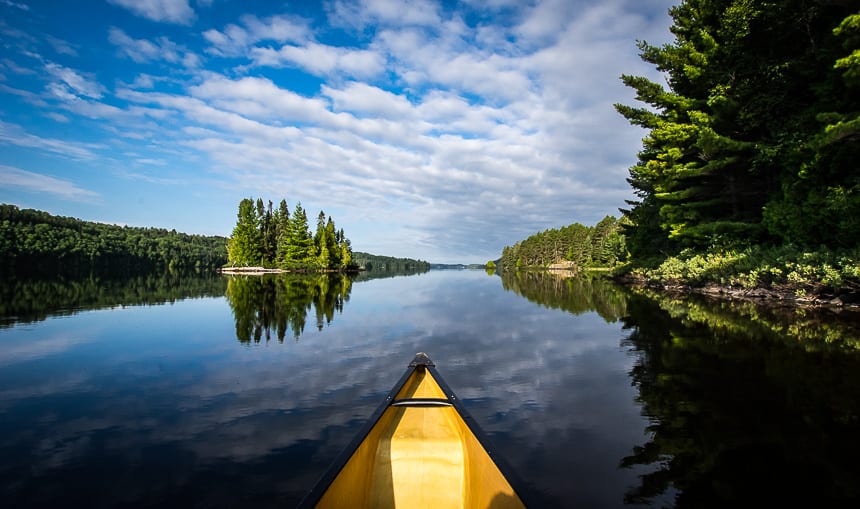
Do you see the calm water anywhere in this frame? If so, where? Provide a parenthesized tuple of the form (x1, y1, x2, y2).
(1, 270, 859, 507)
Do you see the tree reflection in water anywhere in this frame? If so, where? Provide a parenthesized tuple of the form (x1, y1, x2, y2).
(224, 274, 352, 343)
(499, 270, 629, 322)
(500, 270, 860, 506)
(0, 271, 227, 328)
(620, 292, 860, 507)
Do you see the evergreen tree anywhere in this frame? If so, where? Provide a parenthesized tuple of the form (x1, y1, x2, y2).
(315, 210, 329, 268)
(227, 198, 262, 266)
(275, 199, 291, 265)
(281, 202, 314, 267)
(339, 228, 353, 269)
(617, 0, 857, 253)
(326, 217, 340, 268)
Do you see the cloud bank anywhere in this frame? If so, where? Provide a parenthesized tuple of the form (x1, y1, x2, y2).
(0, 0, 676, 262)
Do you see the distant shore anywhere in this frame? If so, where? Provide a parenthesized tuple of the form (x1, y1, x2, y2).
(219, 266, 287, 274)
(218, 266, 357, 274)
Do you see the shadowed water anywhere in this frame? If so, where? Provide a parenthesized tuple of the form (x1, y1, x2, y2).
(1, 270, 859, 507)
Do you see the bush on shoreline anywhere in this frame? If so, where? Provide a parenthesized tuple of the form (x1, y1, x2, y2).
(618, 246, 860, 297)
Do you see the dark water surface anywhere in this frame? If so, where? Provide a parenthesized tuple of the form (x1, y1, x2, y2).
(1, 270, 859, 507)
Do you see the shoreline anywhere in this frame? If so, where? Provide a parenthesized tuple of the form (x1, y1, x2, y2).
(218, 266, 359, 275)
(219, 266, 288, 274)
(613, 274, 860, 310)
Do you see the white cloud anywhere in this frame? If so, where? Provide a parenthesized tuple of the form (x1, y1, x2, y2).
(1, 57, 36, 76)
(322, 81, 415, 119)
(45, 35, 77, 56)
(0, 165, 100, 202)
(108, 27, 200, 68)
(45, 112, 70, 123)
(328, 0, 442, 30)
(203, 14, 311, 57)
(131, 74, 156, 89)
(376, 27, 531, 102)
(1, 0, 29, 10)
(250, 42, 385, 79)
(0, 0, 679, 260)
(0, 120, 99, 160)
(107, 0, 195, 25)
(189, 75, 330, 123)
(44, 62, 104, 99)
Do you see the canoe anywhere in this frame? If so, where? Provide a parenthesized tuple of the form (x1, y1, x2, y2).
(298, 352, 528, 509)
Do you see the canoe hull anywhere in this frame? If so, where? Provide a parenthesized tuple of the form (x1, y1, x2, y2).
(299, 354, 527, 509)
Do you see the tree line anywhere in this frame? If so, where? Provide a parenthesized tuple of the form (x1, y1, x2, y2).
(226, 198, 354, 271)
(616, 0, 858, 258)
(498, 216, 626, 271)
(351, 252, 430, 273)
(0, 204, 227, 275)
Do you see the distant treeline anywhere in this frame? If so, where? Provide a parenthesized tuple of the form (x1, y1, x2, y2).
(0, 204, 227, 275)
(352, 252, 430, 273)
(499, 216, 626, 271)
(227, 198, 354, 271)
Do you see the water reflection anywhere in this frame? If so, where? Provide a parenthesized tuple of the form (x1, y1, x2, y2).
(224, 274, 352, 342)
(620, 291, 860, 506)
(2, 269, 860, 508)
(0, 272, 227, 327)
(351, 265, 429, 282)
(499, 270, 628, 321)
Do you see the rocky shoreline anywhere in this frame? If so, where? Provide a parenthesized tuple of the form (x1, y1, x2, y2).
(219, 266, 287, 274)
(614, 274, 860, 310)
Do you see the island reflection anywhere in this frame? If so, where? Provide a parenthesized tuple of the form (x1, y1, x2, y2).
(224, 273, 352, 343)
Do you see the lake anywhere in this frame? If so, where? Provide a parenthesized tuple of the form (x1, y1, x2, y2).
(1, 270, 859, 507)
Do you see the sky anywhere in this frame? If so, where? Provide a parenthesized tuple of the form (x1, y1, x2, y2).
(0, 0, 676, 263)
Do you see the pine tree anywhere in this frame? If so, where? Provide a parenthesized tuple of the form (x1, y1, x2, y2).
(280, 202, 313, 268)
(315, 210, 329, 268)
(275, 199, 291, 265)
(617, 0, 856, 253)
(227, 198, 262, 266)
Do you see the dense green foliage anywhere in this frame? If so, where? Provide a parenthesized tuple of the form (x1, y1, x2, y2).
(351, 252, 430, 273)
(628, 245, 860, 298)
(226, 198, 353, 271)
(616, 0, 859, 255)
(0, 204, 226, 275)
(498, 216, 626, 271)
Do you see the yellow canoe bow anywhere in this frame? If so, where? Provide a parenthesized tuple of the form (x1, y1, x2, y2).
(298, 353, 528, 509)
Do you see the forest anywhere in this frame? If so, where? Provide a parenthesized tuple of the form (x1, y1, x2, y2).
(0, 204, 227, 275)
(498, 216, 626, 271)
(502, 1, 859, 296)
(616, 0, 858, 255)
(226, 198, 354, 271)
(352, 252, 430, 273)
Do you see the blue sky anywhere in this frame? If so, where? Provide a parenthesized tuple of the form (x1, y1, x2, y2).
(0, 0, 675, 263)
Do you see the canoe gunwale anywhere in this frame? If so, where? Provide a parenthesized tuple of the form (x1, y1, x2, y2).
(295, 352, 531, 508)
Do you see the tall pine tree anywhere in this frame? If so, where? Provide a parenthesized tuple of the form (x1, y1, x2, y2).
(616, 0, 856, 254)
(227, 198, 262, 266)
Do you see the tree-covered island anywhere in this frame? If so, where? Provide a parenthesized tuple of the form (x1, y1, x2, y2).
(225, 197, 355, 272)
(499, 1, 859, 306)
